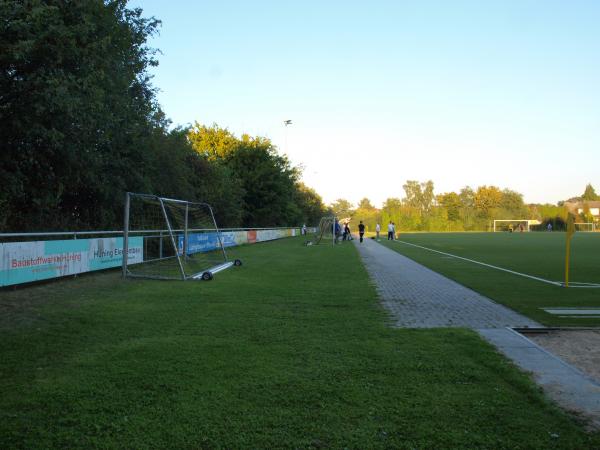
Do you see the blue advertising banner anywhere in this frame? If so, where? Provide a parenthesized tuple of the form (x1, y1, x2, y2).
(177, 232, 237, 255)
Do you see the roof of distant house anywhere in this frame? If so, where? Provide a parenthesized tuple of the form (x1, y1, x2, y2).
(564, 200, 600, 211)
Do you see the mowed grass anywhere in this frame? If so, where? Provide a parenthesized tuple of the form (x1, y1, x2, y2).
(380, 232, 600, 326)
(1, 237, 599, 448)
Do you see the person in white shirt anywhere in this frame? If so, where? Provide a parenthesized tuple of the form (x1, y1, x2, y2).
(375, 223, 381, 240)
(387, 221, 394, 240)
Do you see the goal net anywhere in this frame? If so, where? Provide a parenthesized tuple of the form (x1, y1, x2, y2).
(574, 222, 596, 232)
(493, 219, 532, 232)
(123, 193, 240, 281)
(312, 216, 337, 245)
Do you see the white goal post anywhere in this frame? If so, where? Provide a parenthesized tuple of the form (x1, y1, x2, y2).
(493, 219, 540, 232)
(312, 216, 337, 245)
(122, 193, 241, 281)
(574, 222, 596, 232)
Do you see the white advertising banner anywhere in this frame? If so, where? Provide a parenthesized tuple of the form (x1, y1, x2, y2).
(0, 237, 142, 287)
(256, 229, 286, 242)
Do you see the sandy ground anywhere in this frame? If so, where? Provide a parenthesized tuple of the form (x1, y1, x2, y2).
(528, 330, 600, 383)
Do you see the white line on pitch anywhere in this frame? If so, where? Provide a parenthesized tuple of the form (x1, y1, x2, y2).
(392, 240, 563, 287)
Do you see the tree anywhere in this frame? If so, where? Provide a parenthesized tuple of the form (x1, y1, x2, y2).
(293, 183, 327, 226)
(357, 198, 376, 210)
(499, 189, 528, 218)
(354, 198, 378, 231)
(403, 180, 435, 215)
(458, 186, 477, 229)
(582, 184, 599, 201)
(330, 199, 354, 218)
(1, 0, 162, 230)
(224, 138, 300, 227)
(474, 186, 503, 218)
(437, 192, 462, 222)
(188, 122, 325, 227)
(381, 197, 402, 227)
(187, 122, 239, 161)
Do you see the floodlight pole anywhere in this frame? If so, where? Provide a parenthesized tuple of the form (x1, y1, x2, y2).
(283, 119, 293, 155)
(122, 192, 130, 278)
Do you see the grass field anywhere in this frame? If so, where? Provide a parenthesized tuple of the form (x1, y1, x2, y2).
(380, 232, 600, 326)
(1, 237, 599, 448)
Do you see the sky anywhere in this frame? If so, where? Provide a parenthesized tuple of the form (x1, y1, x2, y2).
(130, 0, 600, 207)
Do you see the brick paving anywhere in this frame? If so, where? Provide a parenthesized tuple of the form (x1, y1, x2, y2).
(354, 238, 540, 329)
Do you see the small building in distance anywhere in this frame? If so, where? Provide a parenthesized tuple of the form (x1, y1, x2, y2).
(564, 201, 600, 221)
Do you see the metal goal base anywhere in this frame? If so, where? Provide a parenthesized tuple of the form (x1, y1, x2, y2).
(190, 261, 236, 281)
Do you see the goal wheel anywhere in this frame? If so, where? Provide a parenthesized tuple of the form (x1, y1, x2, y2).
(201, 271, 213, 281)
(234, 259, 243, 266)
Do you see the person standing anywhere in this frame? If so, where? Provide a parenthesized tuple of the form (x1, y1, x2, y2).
(375, 223, 381, 241)
(358, 221, 365, 243)
(387, 221, 394, 240)
(301, 224, 307, 235)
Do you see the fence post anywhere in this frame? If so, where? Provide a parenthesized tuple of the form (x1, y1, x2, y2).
(122, 192, 130, 278)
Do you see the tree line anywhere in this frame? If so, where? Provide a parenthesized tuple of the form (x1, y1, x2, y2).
(330, 182, 599, 232)
(0, 0, 326, 232)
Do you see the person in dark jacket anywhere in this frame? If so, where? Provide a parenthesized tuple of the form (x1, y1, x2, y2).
(343, 223, 351, 241)
(358, 221, 365, 243)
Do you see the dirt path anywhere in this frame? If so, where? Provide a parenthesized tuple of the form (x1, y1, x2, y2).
(528, 330, 600, 383)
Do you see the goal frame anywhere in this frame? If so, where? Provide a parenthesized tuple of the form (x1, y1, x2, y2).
(574, 222, 596, 232)
(313, 215, 337, 245)
(122, 192, 236, 281)
(493, 219, 532, 232)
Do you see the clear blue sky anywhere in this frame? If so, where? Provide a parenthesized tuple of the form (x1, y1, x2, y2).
(130, 0, 600, 207)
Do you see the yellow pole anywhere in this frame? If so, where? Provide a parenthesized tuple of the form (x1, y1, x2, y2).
(565, 238, 570, 288)
(564, 213, 575, 288)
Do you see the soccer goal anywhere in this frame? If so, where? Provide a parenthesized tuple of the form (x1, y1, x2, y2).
(493, 219, 537, 232)
(312, 216, 337, 245)
(122, 193, 241, 281)
(574, 222, 596, 232)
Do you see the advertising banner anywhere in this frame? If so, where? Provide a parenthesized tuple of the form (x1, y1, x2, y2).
(233, 230, 248, 245)
(1, 228, 300, 287)
(256, 229, 286, 242)
(0, 237, 143, 287)
(177, 232, 237, 255)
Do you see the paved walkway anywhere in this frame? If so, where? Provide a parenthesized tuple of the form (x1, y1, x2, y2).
(353, 238, 540, 329)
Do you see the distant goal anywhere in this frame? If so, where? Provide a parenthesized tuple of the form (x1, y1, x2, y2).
(122, 193, 241, 281)
(574, 222, 596, 232)
(312, 216, 337, 245)
(493, 219, 540, 232)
